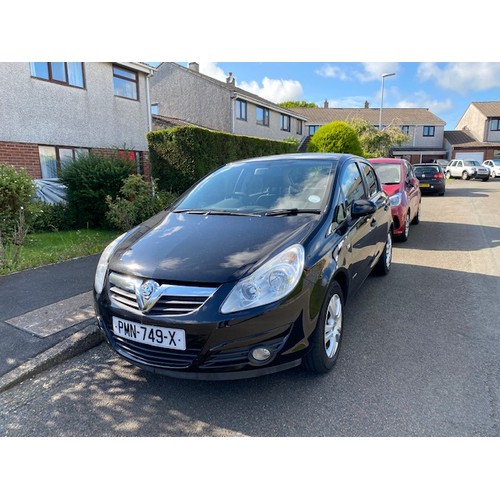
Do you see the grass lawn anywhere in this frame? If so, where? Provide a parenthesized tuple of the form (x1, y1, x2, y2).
(0, 229, 120, 276)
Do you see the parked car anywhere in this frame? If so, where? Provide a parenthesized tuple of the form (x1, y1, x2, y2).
(445, 159, 489, 181)
(94, 153, 393, 380)
(432, 159, 449, 169)
(369, 158, 421, 242)
(482, 159, 500, 178)
(413, 163, 446, 196)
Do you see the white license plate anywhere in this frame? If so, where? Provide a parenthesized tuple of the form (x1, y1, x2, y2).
(112, 317, 186, 351)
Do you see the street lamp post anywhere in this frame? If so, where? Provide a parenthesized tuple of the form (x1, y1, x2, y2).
(379, 72, 396, 129)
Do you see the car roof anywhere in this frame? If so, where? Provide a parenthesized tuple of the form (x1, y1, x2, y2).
(227, 152, 362, 165)
(369, 158, 404, 164)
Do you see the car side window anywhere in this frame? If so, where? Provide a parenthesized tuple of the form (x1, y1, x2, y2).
(359, 162, 379, 198)
(334, 162, 367, 226)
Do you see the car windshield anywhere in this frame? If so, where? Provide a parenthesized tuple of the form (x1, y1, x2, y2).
(173, 158, 337, 214)
(414, 166, 439, 176)
(464, 161, 481, 166)
(371, 163, 401, 184)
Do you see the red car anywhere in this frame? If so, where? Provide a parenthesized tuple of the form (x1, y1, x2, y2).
(369, 158, 421, 242)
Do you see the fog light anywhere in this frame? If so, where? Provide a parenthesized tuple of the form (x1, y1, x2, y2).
(250, 347, 272, 362)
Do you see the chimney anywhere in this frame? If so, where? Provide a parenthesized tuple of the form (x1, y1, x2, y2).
(188, 62, 199, 73)
(323, 99, 329, 109)
(364, 100, 370, 109)
(226, 72, 235, 85)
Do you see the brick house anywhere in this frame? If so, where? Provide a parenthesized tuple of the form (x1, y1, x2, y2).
(292, 105, 447, 163)
(150, 62, 307, 142)
(0, 62, 155, 179)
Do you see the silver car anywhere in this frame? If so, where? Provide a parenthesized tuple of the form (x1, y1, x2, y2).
(445, 159, 490, 181)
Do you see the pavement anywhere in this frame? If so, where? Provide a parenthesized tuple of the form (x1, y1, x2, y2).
(0, 254, 104, 393)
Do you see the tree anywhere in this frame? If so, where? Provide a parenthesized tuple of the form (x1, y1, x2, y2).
(347, 118, 407, 158)
(307, 121, 364, 156)
(279, 101, 318, 108)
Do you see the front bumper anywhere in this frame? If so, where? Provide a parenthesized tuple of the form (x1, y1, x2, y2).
(391, 204, 406, 235)
(95, 277, 317, 380)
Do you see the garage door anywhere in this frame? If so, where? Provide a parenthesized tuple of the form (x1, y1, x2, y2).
(455, 152, 484, 162)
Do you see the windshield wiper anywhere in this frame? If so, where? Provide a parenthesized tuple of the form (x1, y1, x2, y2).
(173, 209, 261, 217)
(264, 208, 321, 216)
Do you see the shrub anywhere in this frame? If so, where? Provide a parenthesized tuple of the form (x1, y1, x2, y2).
(106, 174, 177, 231)
(148, 126, 297, 194)
(307, 121, 364, 156)
(29, 200, 72, 232)
(60, 153, 134, 228)
(0, 164, 36, 241)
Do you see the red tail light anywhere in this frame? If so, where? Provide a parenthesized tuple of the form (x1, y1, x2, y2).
(433, 172, 444, 179)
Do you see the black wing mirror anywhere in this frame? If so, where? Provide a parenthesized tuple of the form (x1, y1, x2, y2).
(351, 199, 377, 218)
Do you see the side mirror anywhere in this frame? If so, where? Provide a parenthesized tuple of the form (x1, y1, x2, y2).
(351, 199, 377, 218)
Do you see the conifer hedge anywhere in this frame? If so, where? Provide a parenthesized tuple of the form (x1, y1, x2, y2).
(147, 126, 297, 194)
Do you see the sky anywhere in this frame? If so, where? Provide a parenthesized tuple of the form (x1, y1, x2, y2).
(173, 62, 500, 130)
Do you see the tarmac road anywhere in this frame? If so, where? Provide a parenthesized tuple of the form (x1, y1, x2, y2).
(0, 179, 499, 438)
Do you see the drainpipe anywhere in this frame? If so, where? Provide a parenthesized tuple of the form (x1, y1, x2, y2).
(145, 72, 153, 132)
(230, 91, 237, 133)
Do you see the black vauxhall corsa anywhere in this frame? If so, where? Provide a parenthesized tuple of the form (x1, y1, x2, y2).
(94, 153, 393, 380)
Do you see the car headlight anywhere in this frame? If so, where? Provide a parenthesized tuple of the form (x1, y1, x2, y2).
(389, 193, 402, 206)
(220, 244, 305, 314)
(94, 232, 128, 294)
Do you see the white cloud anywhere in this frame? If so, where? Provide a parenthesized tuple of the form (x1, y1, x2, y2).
(354, 63, 400, 82)
(396, 90, 454, 114)
(195, 62, 303, 103)
(315, 64, 350, 80)
(418, 62, 500, 94)
(198, 62, 228, 82)
(238, 77, 303, 103)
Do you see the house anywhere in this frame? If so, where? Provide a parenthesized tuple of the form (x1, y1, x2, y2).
(150, 62, 307, 142)
(0, 62, 155, 180)
(446, 102, 500, 162)
(291, 105, 447, 163)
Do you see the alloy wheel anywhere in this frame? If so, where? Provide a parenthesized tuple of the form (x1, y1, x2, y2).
(324, 294, 342, 358)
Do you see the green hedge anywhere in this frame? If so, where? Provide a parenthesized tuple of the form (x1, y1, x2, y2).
(147, 126, 297, 194)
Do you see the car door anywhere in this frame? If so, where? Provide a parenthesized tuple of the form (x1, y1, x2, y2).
(404, 161, 420, 218)
(334, 160, 376, 292)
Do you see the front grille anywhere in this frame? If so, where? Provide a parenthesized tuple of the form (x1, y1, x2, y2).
(112, 334, 199, 368)
(109, 272, 217, 316)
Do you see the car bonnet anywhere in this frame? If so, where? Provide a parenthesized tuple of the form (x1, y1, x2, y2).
(108, 210, 319, 284)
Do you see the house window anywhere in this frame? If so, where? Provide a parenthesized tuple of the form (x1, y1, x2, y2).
(113, 64, 138, 100)
(151, 103, 159, 115)
(236, 99, 247, 121)
(280, 114, 291, 132)
(423, 126, 435, 137)
(401, 125, 410, 135)
(490, 119, 500, 131)
(30, 62, 85, 88)
(256, 106, 270, 126)
(38, 145, 89, 179)
(296, 120, 303, 135)
(308, 125, 320, 136)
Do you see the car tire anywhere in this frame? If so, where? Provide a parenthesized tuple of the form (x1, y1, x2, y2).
(411, 203, 420, 225)
(482, 177, 489, 182)
(462, 171, 469, 180)
(303, 281, 344, 375)
(445, 171, 451, 179)
(491, 172, 496, 178)
(373, 230, 392, 276)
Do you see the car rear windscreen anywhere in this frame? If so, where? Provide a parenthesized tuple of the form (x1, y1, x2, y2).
(414, 166, 439, 177)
